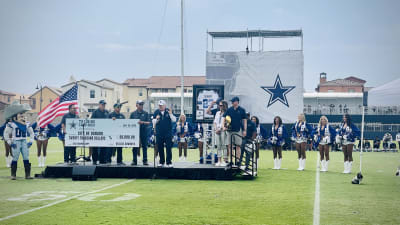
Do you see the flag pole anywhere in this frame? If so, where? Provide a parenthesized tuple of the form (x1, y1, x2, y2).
(353, 92, 367, 184)
(75, 81, 80, 115)
(360, 105, 364, 172)
(180, 0, 184, 115)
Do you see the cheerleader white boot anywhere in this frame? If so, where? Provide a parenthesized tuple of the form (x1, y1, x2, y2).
(5, 156, 10, 168)
(297, 159, 302, 171)
(38, 156, 42, 167)
(277, 158, 281, 170)
(325, 160, 329, 172)
(42, 157, 46, 167)
(343, 161, 348, 173)
(302, 159, 306, 170)
(320, 160, 326, 172)
(347, 161, 352, 174)
(273, 158, 278, 169)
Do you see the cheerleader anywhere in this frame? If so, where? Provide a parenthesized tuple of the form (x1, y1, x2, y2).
(32, 120, 54, 167)
(3, 101, 34, 180)
(1, 119, 13, 167)
(194, 123, 204, 163)
(292, 113, 313, 171)
(251, 116, 267, 162)
(214, 100, 228, 166)
(312, 116, 336, 172)
(268, 116, 287, 170)
(177, 114, 189, 161)
(337, 114, 360, 174)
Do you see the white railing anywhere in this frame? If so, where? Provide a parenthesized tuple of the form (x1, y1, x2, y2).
(304, 105, 400, 115)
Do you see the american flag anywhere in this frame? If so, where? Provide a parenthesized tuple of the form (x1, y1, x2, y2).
(38, 84, 79, 128)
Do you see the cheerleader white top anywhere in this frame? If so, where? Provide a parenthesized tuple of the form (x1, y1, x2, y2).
(338, 123, 360, 144)
(312, 124, 336, 145)
(176, 121, 189, 142)
(3, 121, 34, 145)
(292, 121, 313, 143)
(268, 124, 287, 146)
(31, 122, 54, 141)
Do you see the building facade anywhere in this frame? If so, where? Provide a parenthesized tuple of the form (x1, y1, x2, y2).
(61, 80, 115, 113)
(0, 90, 16, 110)
(29, 86, 62, 113)
(123, 76, 205, 114)
(316, 72, 366, 93)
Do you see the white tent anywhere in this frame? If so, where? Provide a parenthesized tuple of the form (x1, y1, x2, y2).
(367, 78, 400, 177)
(368, 78, 400, 106)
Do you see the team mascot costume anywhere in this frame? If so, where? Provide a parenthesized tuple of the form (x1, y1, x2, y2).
(3, 101, 34, 180)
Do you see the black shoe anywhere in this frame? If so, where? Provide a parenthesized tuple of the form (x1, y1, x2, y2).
(131, 161, 137, 166)
(143, 162, 149, 166)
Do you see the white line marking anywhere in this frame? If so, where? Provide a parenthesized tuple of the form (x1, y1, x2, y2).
(0, 179, 134, 222)
(313, 156, 320, 225)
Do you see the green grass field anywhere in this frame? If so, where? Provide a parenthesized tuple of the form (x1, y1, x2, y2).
(0, 139, 399, 225)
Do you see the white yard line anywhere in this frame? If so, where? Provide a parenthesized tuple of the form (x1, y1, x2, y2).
(0, 179, 134, 222)
(313, 156, 320, 225)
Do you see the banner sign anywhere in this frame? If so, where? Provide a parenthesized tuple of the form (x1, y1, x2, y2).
(65, 119, 140, 147)
(206, 51, 304, 123)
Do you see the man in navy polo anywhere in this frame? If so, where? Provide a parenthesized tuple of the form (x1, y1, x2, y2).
(91, 100, 109, 165)
(222, 96, 247, 165)
(152, 100, 176, 167)
(61, 104, 78, 164)
(109, 103, 125, 165)
(130, 100, 150, 166)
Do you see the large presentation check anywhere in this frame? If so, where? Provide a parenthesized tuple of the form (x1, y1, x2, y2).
(65, 119, 140, 147)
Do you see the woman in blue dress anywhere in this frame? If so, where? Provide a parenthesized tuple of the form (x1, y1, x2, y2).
(177, 114, 189, 161)
(32, 120, 54, 167)
(312, 116, 336, 172)
(268, 116, 287, 170)
(292, 113, 313, 171)
(337, 114, 360, 174)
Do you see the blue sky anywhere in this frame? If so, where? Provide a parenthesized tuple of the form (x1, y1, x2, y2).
(0, 0, 399, 94)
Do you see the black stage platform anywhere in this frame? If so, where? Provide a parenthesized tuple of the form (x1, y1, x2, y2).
(39, 161, 242, 180)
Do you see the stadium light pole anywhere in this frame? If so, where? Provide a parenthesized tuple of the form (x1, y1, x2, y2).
(180, 0, 184, 115)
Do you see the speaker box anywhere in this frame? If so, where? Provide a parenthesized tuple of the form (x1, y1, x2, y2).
(72, 166, 97, 181)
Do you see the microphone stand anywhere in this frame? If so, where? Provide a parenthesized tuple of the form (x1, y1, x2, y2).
(83, 114, 89, 166)
(76, 114, 89, 166)
(151, 117, 159, 180)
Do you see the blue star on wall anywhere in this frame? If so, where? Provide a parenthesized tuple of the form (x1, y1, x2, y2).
(261, 74, 295, 108)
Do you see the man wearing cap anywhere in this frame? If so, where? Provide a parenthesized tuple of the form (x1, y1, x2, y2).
(91, 100, 109, 165)
(109, 103, 125, 165)
(61, 104, 79, 164)
(130, 100, 150, 166)
(152, 100, 176, 167)
(222, 96, 247, 165)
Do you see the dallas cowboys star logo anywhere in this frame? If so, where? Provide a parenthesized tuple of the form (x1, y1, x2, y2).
(261, 74, 295, 108)
(69, 121, 77, 129)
